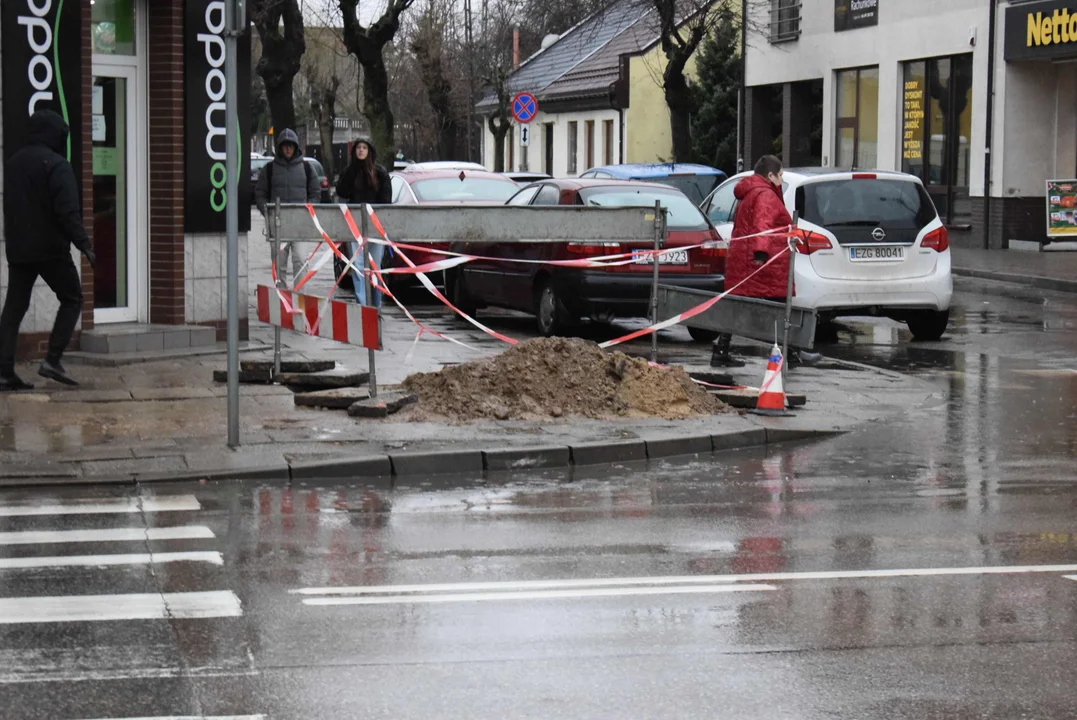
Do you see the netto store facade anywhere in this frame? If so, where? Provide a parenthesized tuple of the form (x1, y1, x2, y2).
(744, 0, 1077, 249)
(0, 0, 252, 358)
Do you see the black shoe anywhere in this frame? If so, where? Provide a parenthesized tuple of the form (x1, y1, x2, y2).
(38, 360, 79, 386)
(0, 374, 34, 391)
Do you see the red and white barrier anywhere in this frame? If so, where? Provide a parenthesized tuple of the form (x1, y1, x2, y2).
(256, 284, 381, 350)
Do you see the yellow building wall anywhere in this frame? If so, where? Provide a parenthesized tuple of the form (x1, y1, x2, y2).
(625, 45, 702, 164)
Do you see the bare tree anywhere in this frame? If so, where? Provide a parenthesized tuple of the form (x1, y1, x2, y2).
(250, 0, 307, 132)
(339, 0, 419, 155)
(411, 1, 461, 160)
(308, 72, 341, 178)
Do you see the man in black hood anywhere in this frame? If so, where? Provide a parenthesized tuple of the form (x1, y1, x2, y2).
(0, 109, 95, 389)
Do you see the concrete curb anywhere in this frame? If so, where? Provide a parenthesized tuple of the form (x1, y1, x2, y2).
(952, 267, 1077, 295)
(0, 427, 846, 490)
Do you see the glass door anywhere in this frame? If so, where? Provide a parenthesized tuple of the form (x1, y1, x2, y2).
(92, 66, 138, 323)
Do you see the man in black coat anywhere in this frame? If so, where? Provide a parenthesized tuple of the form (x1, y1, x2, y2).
(0, 109, 95, 390)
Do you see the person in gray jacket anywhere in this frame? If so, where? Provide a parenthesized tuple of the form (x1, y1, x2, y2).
(254, 128, 321, 285)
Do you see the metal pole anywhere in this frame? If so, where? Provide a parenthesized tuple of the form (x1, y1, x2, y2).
(224, 0, 241, 448)
(272, 197, 282, 377)
(650, 200, 662, 364)
(362, 205, 378, 399)
(782, 214, 799, 382)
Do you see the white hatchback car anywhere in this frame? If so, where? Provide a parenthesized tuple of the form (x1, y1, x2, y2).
(701, 168, 953, 341)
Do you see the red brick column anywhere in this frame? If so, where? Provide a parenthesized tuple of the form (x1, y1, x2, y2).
(147, 0, 186, 324)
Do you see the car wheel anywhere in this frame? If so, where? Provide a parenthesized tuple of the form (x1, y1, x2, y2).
(535, 279, 572, 337)
(448, 270, 477, 317)
(907, 310, 949, 341)
(687, 327, 720, 343)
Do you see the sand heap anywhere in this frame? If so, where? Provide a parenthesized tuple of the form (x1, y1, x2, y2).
(402, 337, 729, 421)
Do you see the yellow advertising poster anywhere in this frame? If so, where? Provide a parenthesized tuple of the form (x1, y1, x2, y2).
(1046, 180, 1077, 237)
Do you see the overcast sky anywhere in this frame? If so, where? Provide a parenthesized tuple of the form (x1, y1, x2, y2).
(298, 0, 387, 27)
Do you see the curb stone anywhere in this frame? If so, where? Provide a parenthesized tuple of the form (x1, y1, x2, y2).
(570, 440, 648, 466)
(952, 267, 1077, 295)
(290, 456, 392, 482)
(390, 449, 485, 477)
(645, 435, 714, 459)
(711, 428, 768, 450)
(483, 446, 572, 472)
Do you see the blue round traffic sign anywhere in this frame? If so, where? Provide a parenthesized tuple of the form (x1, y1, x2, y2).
(512, 92, 538, 124)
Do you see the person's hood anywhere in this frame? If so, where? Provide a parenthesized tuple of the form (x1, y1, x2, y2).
(27, 110, 69, 154)
(353, 135, 377, 162)
(276, 128, 302, 161)
(734, 172, 779, 201)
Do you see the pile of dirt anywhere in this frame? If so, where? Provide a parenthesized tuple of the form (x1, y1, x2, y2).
(402, 337, 730, 422)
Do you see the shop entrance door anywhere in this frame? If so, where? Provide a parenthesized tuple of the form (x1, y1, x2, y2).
(91, 65, 141, 323)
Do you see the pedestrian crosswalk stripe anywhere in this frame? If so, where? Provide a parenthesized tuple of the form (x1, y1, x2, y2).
(0, 495, 200, 517)
(0, 591, 243, 624)
(0, 551, 223, 570)
(304, 583, 778, 606)
(0, 526, 215, 546)
(80, 716, 265, 720)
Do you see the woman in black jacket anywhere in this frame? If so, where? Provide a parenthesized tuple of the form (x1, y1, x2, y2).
(335, 137, 392, 305)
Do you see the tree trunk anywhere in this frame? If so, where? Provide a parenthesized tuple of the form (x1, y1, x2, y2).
(263, 79, 298, 134)
(251, 0, 305, 133)
(318, 79, 340, 180)
(413, 35, 459, 160)
(488, 115, 510, 172)
(664, 55, 694, 163)
(362, 58, 396, 156)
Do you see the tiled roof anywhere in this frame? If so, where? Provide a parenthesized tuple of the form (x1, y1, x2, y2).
(542, 12, 660, 101)
(476, 0, 654, 110)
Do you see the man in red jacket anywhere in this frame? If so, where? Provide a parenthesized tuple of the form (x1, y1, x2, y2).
(712, 155, 790, 367)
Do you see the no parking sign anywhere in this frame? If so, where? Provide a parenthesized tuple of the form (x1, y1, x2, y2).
(512, 93, 538, 124)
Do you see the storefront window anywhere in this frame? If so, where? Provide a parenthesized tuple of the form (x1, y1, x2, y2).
(92, 0, 136, 56)
(901, 54, 974, 224)
(834, 67, 878, 169)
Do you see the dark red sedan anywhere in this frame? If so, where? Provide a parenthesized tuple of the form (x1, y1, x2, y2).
(447, 179, 726, 337)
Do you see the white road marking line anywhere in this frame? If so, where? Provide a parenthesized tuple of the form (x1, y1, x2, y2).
(0, 495, 200, 517)
(81, 716, 265, 720)
(1064, 575, 1077, 581)
(0, 591, 242, 624)
(303, 583, 777, 606)
(0, 551, 223, 570)
(294, 563, 1077, 597)
(0, 526, 215, 546)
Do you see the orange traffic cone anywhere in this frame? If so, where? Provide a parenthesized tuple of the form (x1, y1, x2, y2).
(752, 343, 790, 416)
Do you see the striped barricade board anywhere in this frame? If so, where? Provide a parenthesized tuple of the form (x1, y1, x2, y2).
(256, 285, 381, 351)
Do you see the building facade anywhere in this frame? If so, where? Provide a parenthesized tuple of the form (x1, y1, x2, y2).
(0, 0, 253, 359)
(745, 0, 1077, 249)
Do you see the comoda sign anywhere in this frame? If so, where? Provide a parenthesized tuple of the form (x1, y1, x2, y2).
(1005, 0, 1077, 61)
(1, 0, 82, 170)
(184, 0, 252, 233)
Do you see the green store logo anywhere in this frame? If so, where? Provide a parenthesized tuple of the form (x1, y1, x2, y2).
(199, 1, 229, 212)
(18, 0, 71, 161)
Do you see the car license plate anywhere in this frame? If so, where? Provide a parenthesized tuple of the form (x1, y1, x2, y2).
(634, 250, 688, 265)
(849, 246, 905, 262)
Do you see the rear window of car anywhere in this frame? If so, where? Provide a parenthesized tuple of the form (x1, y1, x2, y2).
(305, 158, 325, 177)
(410, 178, 519, 202)
(640, 175, 723, 205)
(795, 178, 937, 230)
(252, 157, 271, 174)
(579, 187, 710, 231)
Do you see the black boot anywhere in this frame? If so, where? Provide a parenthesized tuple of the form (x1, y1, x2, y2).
(710, 333, 745, 368)
(0, 373, 34, 391)
(39, 359, 79, 386)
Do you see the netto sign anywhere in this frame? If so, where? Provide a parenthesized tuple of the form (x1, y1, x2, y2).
(1, 0, 82, 173)
(835, 0, 879, 32)
(184, 0, 252, 233)
(1005, 0, 1077, 61)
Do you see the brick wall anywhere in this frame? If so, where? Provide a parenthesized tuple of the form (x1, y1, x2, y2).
(147, 0, 186, 325)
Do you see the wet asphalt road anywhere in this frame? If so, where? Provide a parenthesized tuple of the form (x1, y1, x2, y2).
(3, 277, 1077, 719)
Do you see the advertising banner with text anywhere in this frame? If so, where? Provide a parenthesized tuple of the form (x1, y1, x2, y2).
(1006, 0, 1077, 62)
(184, 0, 252, 233)
(835, 0, 879, 32)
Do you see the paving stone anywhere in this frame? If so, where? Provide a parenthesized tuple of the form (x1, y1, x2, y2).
(46, 389, 133, 403)
(294, 387, 371, 410)
(241, 359, 336, 373)
(278, 370, 369, 390)
(347, 391, 417, 418)
(213, 369, 274, 384)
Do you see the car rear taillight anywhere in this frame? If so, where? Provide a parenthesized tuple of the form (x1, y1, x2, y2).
(921, 226, 949, 252)
(699, 231, 726, 258)
(852, 173, 877, 180)
(796, 232, 833, 255)
(567, 242, 622, 256)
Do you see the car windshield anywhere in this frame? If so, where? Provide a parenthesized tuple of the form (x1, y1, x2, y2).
(410, 178, 519, 202)
(796, 178, 937, 230)
(640, 175, 723, 205)
(579, 187, 710, 231)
